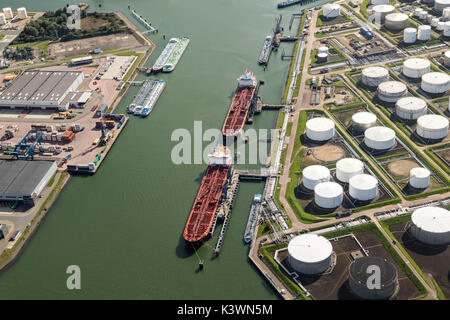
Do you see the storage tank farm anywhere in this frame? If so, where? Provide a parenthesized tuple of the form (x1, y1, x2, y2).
(351, 112, 377, 133)
(403, 28, 417, 44)
(288, 234, 333, 275)
(336, 158, 365, 183)
(402, 58, 430, 79)
(395, 97, 427, 120)
(377, 81, 407, 103)
(409, 167, 431, 189)
(434, 0, 450, 13)
(416, 114, 449, 140)
(417, 25, 431, 41)
(302, 165, 331, 190)
(385, 13, 408, 31)
(349, 256, 398, 300)
(361, 67, 389, 87)
(410, 207, 450, 245)
(364, 126, 396, 150)
(314, 182, 344, 209)
(349, 174, 378, 201)
(444, 50, 450, 67)
(372, 5, 395, 24)
(421, 72, 450, 94)
(322, 4, 341, 19)
(306, 117, 335, 141)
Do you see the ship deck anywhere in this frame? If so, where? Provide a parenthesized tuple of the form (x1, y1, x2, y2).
(222, 86, 255, 136)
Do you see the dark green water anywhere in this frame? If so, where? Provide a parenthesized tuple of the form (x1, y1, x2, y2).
(0, 0, 329, 299)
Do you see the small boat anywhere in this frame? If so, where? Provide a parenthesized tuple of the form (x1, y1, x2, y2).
(243, 194, 262, 244)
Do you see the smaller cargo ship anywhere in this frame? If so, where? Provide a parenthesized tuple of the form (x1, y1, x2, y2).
(258, 36, 273, 65)
(163, 37, 190, 72)
(183, 145, 232, 244)
(153, 38, 179, 72)
(243, 194, 262, 244)
(222, 71, 257, 138)
(127, 79, 165, 116)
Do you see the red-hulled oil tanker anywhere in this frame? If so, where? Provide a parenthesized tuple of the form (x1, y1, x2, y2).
(183, 146, 232, 244)
(222, 70, 257, 137)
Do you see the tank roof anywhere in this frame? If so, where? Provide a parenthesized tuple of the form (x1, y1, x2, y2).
(352, 112, 377, 125)
(336, 158, 364, 172)
(412, 207, 450, 234)
(314, 181, 343, 198)
(306, 117, 335, 132)
(410, 167, 430, 178)
(417, 114, 449, 130)
(349, 174, 378, 190)
(403, 58, 430, 70)
(365, 126, 396, 142)
(350, 256, 397, 285)
(378, 81, 407, 93)
(288, 234, 333, 263)
(395, 97, 427, 111)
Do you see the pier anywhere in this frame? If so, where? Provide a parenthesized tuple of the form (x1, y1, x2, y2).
(130, 9, 158, 33)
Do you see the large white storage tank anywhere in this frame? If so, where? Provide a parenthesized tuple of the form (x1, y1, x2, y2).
(414, 8, 424, 18)
(443, 7, 450, 21)
(421, 72, 450, 94)
(302, 165, 331, 190)
(306, 117, 335, 141)
(364, 126, 396, 150)
(444, 21, 450, 36)
(419, 11, 427, 20)
(409, 167, 430, 189)
(395, 97, 427, 120)
(385, 13, 409, 31)
(2, 8, 12, 20)
(352, 112, 377, 131)
(431, 18, 440, 28)
(288, 234, 333, 275)
(416, 114, 449, 139)
(371, 0, 389, 4)
(323, 4, 341, 18)
(349, 174, 378, 201)
(377, 81, 407, 103)
(403, 28, 416, 44)
(336, 158, 364, 183)
(444, 50, 450, 67)
(410, 207, 450, 245)
(314, 181, 343, 209)
(426, 13, 433, 24)
(437, 21, 445, 31)
(372, 5, 395, 23)
(402, 58, 430, 79)
(0, 13, 6, 25)
(318, 46, 329, 55)
(349, 256, 398, 300)
(362, 66, 389, 87)
(17, 7, 27, 19)
(417, 25, 431, 41)
(434, 0, 450, 13)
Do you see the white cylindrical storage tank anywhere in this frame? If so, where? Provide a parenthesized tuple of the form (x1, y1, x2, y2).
(306, 117, 335, 141)
(349, 174, 378, 201)
(410, 207, 450, 245)
(323, 4, 341, 18)
(318, 46, 329, 55)
(288, 234, 333, 275)
(403, 28, 416, 44)
(317, 52, 328, 62)
(426, 14, 433, 24)
(437, 21, 445, 31)
(372, 5, 395, 23)
(409, 167, 430, 189)
(385, 13, 409, 31)
(443, 7, 450, 21)
(377, 81, 407, 103)
(314, 182, 343, 209)
(444, 21, 450, 36)
(431, 18, 440, 28)
(371, 0, 389, 4)
(416, 114, 449, 139)
(364, 126, 396, 150)
(444, 50, 450, 67)
(0, 13, 5, 25)
(395, 97, 427, 120)
(349, 256, 398, 300)
(434, 0, 450, 13)
(402, 58, 430, 78)
(419, 11, 427, 20)
(414, 8, 424, 18)
(2, 8, 12, 19)
(352, 112, 377, 131)
(361, 66, 389, 87)
(336, 158, 364, 183)
(17, 7, 27, 19)
(421, 72, 450, 94)
(417, 25, 431, 41)
(302, 165, 331, 190)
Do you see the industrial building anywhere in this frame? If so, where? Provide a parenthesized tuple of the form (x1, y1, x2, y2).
(349, 256, 398, 300)
(70, 56, 94, 66)
(288, 234, 333, 275)
(0, 160, 57, 206)
(302, 165, 331, 190)
(364, 126, 396, 150)
(0, 70, 84, 110)
(305, 117, 335, 141)
(336, 158, 364, 183)
(410, 207, 450, 245)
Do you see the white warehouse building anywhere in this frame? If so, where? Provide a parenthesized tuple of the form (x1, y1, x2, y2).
(288, 234, 333, 275)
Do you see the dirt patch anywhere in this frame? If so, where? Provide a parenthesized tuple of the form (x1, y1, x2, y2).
(387, 159, 419, 177)
(311, 145, 345, 162)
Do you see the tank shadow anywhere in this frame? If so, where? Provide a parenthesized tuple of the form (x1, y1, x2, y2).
(401, 231, 447, 255)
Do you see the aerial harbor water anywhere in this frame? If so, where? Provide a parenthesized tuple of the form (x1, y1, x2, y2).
(0, 0, 331, 299)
